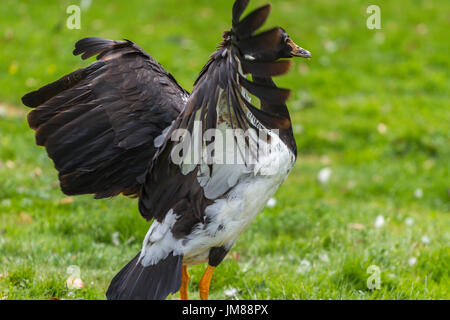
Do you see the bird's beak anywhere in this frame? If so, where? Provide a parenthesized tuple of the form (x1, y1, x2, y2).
(288, 39, 311, 58)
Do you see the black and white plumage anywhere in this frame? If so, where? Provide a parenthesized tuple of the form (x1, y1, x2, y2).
(22, 0, 311, 300)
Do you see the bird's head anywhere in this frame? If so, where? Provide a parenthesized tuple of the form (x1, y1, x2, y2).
(278, 28, 311, 59)
(247, 27, 311, 61)
(229, 1, 310, 61)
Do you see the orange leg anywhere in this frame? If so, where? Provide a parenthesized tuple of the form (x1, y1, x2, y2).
(199, 265, 215, 300)
(180, 265, 190, 300)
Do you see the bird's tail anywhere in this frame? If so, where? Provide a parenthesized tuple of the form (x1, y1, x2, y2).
(106, 252, 183, 300)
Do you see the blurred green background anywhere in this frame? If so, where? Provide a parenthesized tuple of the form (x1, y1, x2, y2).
(0, 0, 448, 299)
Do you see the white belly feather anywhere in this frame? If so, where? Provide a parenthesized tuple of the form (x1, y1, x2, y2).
(139, 129, 295, 266)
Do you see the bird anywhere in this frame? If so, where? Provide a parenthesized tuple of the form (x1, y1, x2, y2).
(21, 0, 311, 300)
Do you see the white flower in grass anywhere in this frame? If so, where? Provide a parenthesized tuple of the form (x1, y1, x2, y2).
(349, 223, 365, 230)
(421, 235, 430, 245)
(374, 32, 386, 44)
(25, 78, 38, 88)
(377, 123, 387, 134)
(5, 160, 15, 169)
(323, 40, 337, 53)
(66, 277, 84, 289)
(66, 266, 84, 290)
(266, 198, 277, 208)
(405, 217, 414, 226)
(1, 199, 11, 207)
(374, 215, 385, 228)
(224, 287, 238, 299)
(317, 167, 332, 184)
(81, 0, 92, 10)
(20, 198, 32, 206)
(319, 253, 330, 264)
(408, 257, 417, 266)
(124, 236, 135, 245)
(414, 188, 423, 199)
(416, 24, 428, 35)
(241, 262, 251, 273)
(111, 232, 121, 246)
(293, 124, 304, 135)
(297, 260, 311, 274)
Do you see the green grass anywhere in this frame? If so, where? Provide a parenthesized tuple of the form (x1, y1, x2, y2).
(0, 0, 449, 300)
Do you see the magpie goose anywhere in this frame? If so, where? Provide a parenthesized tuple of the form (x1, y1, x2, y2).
(22, 0, 311, 300)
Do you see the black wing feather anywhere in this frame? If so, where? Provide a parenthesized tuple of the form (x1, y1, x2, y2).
(232, 0, 250, 26)
(241, 59, 293, 77)
(23, 38, 188, 199)
(234, 4, 272, 40)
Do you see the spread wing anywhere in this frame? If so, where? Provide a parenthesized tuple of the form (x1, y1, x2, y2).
(22, 38, 189, 199)
(138, 1, 294, 235)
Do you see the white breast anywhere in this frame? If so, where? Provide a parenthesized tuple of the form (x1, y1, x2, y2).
(182, 130, 295, 265)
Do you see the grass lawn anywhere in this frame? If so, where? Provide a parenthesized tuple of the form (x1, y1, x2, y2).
(0, 0, 448, 300)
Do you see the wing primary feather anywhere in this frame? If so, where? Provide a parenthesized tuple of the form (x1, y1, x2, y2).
(226, 83, 236, 131)
(232, 0, 250, 26)
(239, 76, 291, 104)
(73, 37, 125, 60)
(234, 4, 272, 40)
(227, 76, 248, 132)
(22, 67, 90, 109)
(27, 89, 92, 129)
(241, 60, 293, 78)
(205, 86, 219, 132)
(242, 99, 291, 130)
